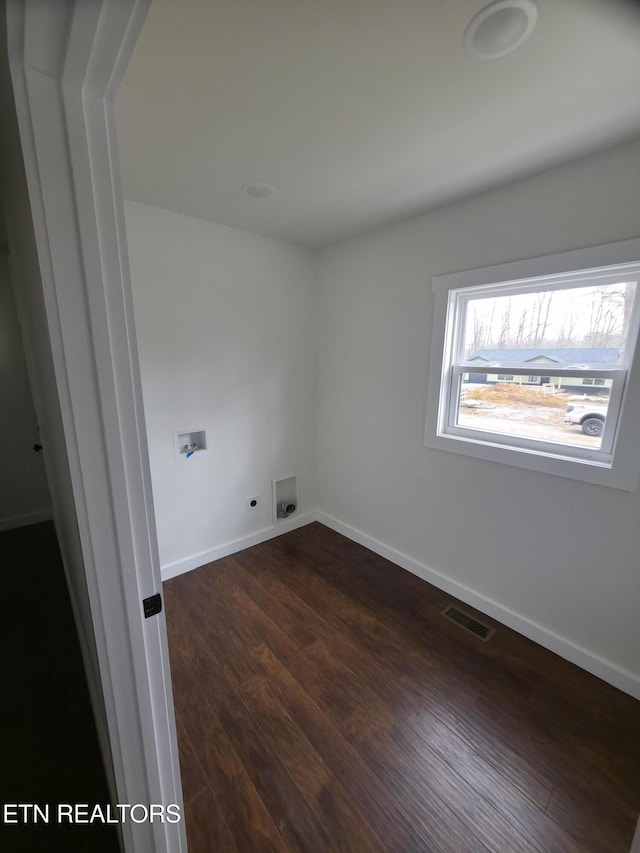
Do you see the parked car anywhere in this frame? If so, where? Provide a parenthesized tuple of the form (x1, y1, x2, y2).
(563, 402, 608, 436)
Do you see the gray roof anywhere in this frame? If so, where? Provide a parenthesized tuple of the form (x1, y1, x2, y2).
(468, 348, 619, 365)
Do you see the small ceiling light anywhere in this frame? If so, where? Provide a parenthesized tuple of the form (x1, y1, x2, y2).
(241, 182, 277, 199)
(464, 0, 538, 60)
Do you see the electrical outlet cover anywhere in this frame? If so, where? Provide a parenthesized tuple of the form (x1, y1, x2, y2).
(246, 495, 260, 512)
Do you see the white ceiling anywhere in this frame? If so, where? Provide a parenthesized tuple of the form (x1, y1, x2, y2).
(115, 0, 640, 249)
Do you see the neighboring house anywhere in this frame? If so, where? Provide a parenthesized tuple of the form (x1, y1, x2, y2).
(465, 348, 618, 393)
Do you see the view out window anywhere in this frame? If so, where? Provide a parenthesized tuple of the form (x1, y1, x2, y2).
(424, 240, 640, 490)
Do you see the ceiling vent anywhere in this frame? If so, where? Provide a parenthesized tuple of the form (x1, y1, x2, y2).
(241, 182, 277, 199)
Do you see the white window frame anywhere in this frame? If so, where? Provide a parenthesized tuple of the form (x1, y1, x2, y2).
(424, 238, 640, 491)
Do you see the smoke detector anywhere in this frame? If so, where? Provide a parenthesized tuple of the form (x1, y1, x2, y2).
(464, 0, 538, 60)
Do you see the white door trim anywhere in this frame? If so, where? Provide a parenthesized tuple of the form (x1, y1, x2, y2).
(5, 2, 185, 850)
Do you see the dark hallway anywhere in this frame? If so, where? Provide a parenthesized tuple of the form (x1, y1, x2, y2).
(1, 521, 119, 852)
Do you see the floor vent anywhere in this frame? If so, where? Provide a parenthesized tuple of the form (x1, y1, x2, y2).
(441, 605, 495, 642)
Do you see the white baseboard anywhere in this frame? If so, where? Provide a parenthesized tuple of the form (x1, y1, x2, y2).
(0, 507, 53, 533)
(315, 511, 640, 701)
(161, 511, 318, 581)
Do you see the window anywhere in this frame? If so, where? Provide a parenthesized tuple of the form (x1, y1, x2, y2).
(424, 239, 640, 490)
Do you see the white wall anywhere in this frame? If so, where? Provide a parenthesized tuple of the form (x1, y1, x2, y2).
(316, 138, 640, 689)
(125, 201, 317, 573)
(0, 253, 51, 529)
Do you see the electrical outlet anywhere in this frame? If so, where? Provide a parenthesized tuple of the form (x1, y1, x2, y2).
(246, 495, 260, 512)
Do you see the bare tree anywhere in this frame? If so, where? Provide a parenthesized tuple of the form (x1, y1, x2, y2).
(620, 282, 637, 357)
(523, 292, 554, 347)
(513, 306, 528, 348)
(466, 307, 489, 357)
(583, 286, 625, 348)
(466, 282, 636, 358)
(537, 292, 554, 344)
(557, 312, 577, 347)
(497, 299, 512, 348)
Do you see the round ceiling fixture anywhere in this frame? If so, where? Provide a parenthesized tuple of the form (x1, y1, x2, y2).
(464, 0, 538, 60)
(241, 182, 277, 199)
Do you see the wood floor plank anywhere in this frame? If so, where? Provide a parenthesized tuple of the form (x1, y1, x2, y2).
(282, 523, 632, 741)
(182, 683, 288, 852)
(163, 522, 640, 853)
(167, 590, 289, 850)
(341, 704, 537, 853)
(185, 580, 454, 850)
(239, 674, 388, 853)
(199, 572, 511, 852)
(234, 539, 556, 808)
(230, 550, 582, 852)
(264, 532, 631, 822)
(405, 706, 584, 853)
(174, 709, 208, 806)
(291, 524, 640, 777)
(166, 567, 261, 689)
(268, 529, 640, 847)
(545, 776, 639, 852)
(165, 582, 209, 702)
(228, 544, 552, 808)
(248, 642, 443, 853)
(171, 571, 445, 851)
(204, 690, 332, 853)
(305, 640, 537, 853)
(183, 787, 239, 853)
(169, 589, 335, 851)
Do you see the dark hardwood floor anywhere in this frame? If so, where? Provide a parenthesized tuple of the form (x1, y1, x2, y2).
(1, 522, 118, 852)
(164, 521, 640, 852)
